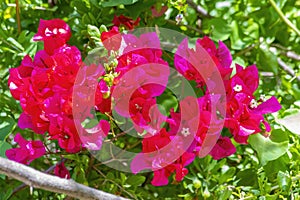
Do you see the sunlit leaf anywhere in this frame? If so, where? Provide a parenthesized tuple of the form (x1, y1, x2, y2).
(248, 134, 289, 165)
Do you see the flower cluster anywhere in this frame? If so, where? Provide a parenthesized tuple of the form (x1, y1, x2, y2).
(130, 36, 281, 186)
(7, 19, 110, 162)
(174, 37, 281, 159)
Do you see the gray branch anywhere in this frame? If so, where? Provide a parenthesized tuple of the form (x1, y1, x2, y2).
(186, 0, 210, 18)
(277, 57, 300, 82)
(0, 157, 129, 200)
(282, 51, 300, 61)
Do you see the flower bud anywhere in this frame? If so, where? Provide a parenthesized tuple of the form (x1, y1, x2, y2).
(193, 179, 201, 189)
(203, 187, 210, 198)
(99, 24, 108, 33)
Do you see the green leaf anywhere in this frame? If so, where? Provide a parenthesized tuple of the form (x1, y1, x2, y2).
(125, 0, 155, 19)
(244, 19, 259, 39)
(157, 91, 178, 116)
(248, 134, 289, 165)
(0, 141, 11, 158)
(106, 172, 115, 180)
(71, 0, 89, 15)
(277, 171, 291, 192)
(236, 168, 258, 187)
(257, 47, 278, 74)
(126, 175, 146, 186)
(0, 116, 16, 140)
(7, 37, 24, 51)
(0, 188, 13, 200)
(218, 167, 236, 184)
(17, 30, 30, 43)
(230, 20, 247, 50)
(264, 154, 289, 181)
(218, 189, 232, 200)
(102, 0, 139, 7)
(270, 129, 289, 143)
(276, 111, 300, 135)
(203, 18, 231, 41)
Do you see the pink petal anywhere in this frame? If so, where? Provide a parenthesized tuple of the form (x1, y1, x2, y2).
(254, 96, 281, 114)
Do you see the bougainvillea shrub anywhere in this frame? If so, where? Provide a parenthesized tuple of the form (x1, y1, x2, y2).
(7, 18, 281, 188)
(2, 0, 299, 199)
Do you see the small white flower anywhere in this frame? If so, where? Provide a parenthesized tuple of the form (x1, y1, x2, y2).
(233, 84, 242, 92)
(181, 127, 190, 137)
(175, 14, 183, 24)
(59, 28, 67, 34)
(260, 94, 267, 102)
(135, 104, 141, 110)
(45, 27, 51, 36)
(53, 28, 58, 34)
(250, 99, 258, 108)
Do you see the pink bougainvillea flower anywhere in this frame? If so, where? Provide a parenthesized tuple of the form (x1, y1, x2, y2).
(95, 82, 112, 114)
(101, 26, 122, 51)
(131, 128, 196, 186)
(33, 19, 71, 42)
(6, 133, 46, 165)
(225, 64, 281, 144)
(209, 136, 236, 160)
(33, 19, 71, 54)
(48, 115, 82, 153)
(226, 64, 259, 97)
(225, 93, 263, 144)
(112, 32, 169, 134)
(151, 152, 194, 186)
(80, 120, 110, 151)
(54, 162, 71, 179)
(175, 39, 215, 86)
(129, 97, 156, 128)
(196, 36, 233, 72)
(112, 15, 140, 30)
(175, 37, 233, 88)
(8, 55, 34, 100)
(253, 96, 281, 115)
(152, 151, 194, 186)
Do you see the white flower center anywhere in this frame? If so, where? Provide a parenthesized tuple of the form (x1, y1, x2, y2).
(181, 127, 190, 137)
(233, 84, 242, 92)
(175, 14, 183, 24)
(59, 28, 67, 34)
(135, 104, 142, 110)
(53, 28, 58, 34)
(250, 99, 258, 108)
(45, 27, 51, 36)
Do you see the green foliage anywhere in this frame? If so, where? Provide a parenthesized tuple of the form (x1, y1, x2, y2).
(248, 132, 289, 165)
(1, 0, 300, 199)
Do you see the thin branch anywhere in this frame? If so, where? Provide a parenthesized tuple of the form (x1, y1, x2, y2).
(186, 0, 211, 18)
(15, 0, 21, 33)
(166, 19, 203, 34)
(271, 44, 300, 61)
(234, 44, 257, 57)
(282, 51, 300, 61)
(269, 0, 300, 37)
(92, 166, 136, 199)
(277, 57, 300, 82)
(0, 157, 128, 200)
